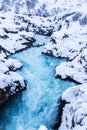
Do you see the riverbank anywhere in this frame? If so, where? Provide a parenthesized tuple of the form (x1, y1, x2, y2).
(0, 11, 36, 104)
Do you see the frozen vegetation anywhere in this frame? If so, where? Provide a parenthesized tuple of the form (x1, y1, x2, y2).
(0, 0, 87, 130)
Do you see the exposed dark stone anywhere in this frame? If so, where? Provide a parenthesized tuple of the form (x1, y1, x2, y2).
(79, 15, 87, 26)
(55, 74, 80, 84)
(8, 65, 23, 71)
(1, 16, 6, 19)
(0, 86, 11, 104)
(52, 99, 67, 130)
(0, 79, 27, 105)
(44, 29, 53, 36)
(3, 28, 18, 34)
(62, 12, 75, 20)
(58, 24, 62, 31)
(84, 65, 87, 72)
(0, 34, 9, 39)
(65, 20, 70, 28)
(22, 38, 36, 45)
(0, 45, 10, 55)
(62, 34, 69, 39)
(72, 12, 82, 21)
(11, 80, 27, 95)
(32, 43, 45, 47)
(36, 28, 53, 36)
(42, 50, 53, 56)
(51, 38, 57, 44)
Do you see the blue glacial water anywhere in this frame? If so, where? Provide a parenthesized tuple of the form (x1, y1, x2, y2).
(0, 35, 75, 130)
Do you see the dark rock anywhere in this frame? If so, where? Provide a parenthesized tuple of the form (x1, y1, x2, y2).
(8, 65, 22, 71)
(22, 38, 36, 46)
(1, 16, 6, 19)
(42, 50, 53, 56)
(62, 12, 75, 20)
(65, 20, 70, 28)
(3, 28, 18, 34)
(0, 86, 11, 104)
(58, 24, 62, 31)
(0, 80, 27, 105)
(72, 12, 82, 21)
(79, 15, 87, 26)
(0, 45, 10, 55)
(11, 80, 27, 95)
(52, 99, 67, 130)
(55, 74, 80, 84)
(62, 34, 69, 39)
(0, 34, 9, 39)
(33, 42, 45, 47)
(50, 38, 57, 44)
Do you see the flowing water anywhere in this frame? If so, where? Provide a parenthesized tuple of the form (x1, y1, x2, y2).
(0, 35, 75, 130)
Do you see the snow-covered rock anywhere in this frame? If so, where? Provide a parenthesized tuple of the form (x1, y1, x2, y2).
(0, 11, 35, 55)
(43, 10, 87, 83)
(55, 49, 87, 83)
(0, 10, 36, 105)
(9, 71, 26, 95)
(0, 70, 26, 104)
(4, 58, 22, 71)
(59, 83, 87, 130)
(0, 56, 26, 104)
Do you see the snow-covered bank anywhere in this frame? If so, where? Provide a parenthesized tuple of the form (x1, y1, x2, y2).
(59, 83, 87, 130)
(0, 57, 27, 104)
(0, 11, 36, 104)
(40, 0, 87, 129)
(43, 11, 87, 83)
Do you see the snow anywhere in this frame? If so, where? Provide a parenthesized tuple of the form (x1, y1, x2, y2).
(0, 0, 87, 130)
(0, 63, 9, 73)
(9, 71, 25, 87)
(0, 72, 11, 89)
(4, 58, 22, 70)
(43, 9, 87, 83)
(38, 125, 48, 130)
(0, 11, 35, 55)
(59, 83, 87, 130)
(0, 57, 25, 92)
(36, 0, 87, 130)
(0, 9, 35, 100)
